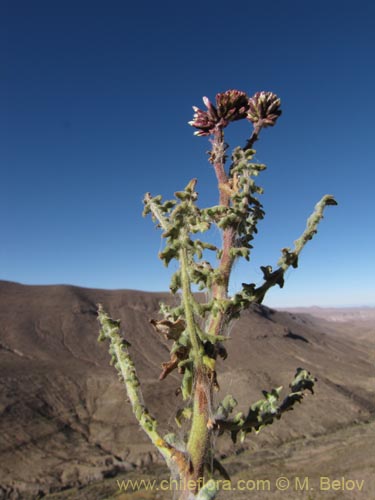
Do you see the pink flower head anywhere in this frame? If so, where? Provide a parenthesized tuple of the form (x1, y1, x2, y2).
(247, 91, 282, 127)
(189, 89, 250, 136)
(188, 97, 219, 136)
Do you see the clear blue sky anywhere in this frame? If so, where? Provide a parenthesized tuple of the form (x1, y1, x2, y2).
(2, 0, 374, 307)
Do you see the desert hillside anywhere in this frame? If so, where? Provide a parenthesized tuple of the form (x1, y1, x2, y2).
(278, 306, 375, 344)
(0, 281, 374, 499)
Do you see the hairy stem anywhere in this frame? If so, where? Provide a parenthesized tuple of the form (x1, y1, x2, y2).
(97, 305, 186, 471)
(186, 369, 211, 490)
(178, 226, 213, 494)
(180, 242, 202, 364)
(244, 124, 262, 151)
(209, 128, 238, 336)
(212, 128, 228, 206)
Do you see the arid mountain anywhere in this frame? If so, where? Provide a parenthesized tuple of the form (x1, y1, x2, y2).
(288, 306, 375, 323)
(0, 281, 374, 499)
(278, 306, 375, 344)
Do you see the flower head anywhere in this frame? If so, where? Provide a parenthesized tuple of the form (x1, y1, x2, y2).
(188, 98, 219, 136)
(216, 89, 249, 123)
(189, 89, 250, 136)
(247, 91, 282, 128)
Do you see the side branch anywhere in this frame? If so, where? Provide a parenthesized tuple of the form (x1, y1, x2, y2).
(214, 368, 316, 443)
(143, 193, 171, 231)
(239, 194, 337, 306)
(283, 194, 338, 269)
(97, 305, 186, 469)
(179, 244, 202, 364)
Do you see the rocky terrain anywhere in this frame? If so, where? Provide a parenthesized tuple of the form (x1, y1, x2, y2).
(0, 281, 374, 499)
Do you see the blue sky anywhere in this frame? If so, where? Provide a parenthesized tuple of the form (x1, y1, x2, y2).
(1, 0, 374, 307)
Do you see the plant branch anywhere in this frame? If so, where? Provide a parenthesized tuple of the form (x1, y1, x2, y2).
(214, 368, 316, 443)
(244, 123, 262, 151)
(97, 305, 187, 471)
(143, 193, 171, 231)
(180, 243, 202, 364)
(178, 229, 212, 490)
(237, 194, 337, 307)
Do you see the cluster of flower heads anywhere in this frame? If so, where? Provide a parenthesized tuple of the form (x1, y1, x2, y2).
(189, 89, 281, 136)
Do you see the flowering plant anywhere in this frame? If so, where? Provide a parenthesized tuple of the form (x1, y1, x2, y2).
(98, 89, 336, 499)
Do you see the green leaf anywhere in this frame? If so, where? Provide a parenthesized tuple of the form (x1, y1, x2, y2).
(181, 367, 193, 400)
(175, 407, 193, 427)
(202, 355, 216, 371)
(214, 394, 238, 420)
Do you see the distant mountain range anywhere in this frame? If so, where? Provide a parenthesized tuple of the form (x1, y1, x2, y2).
(278, 305, 375, 321)
(277, 306, 375, 344)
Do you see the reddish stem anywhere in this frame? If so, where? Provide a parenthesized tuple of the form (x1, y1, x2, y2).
(245, 123, 262, 151)
(209, 124, 263, 335)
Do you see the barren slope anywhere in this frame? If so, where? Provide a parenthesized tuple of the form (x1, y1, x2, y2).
(0, 281, 374, 499)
